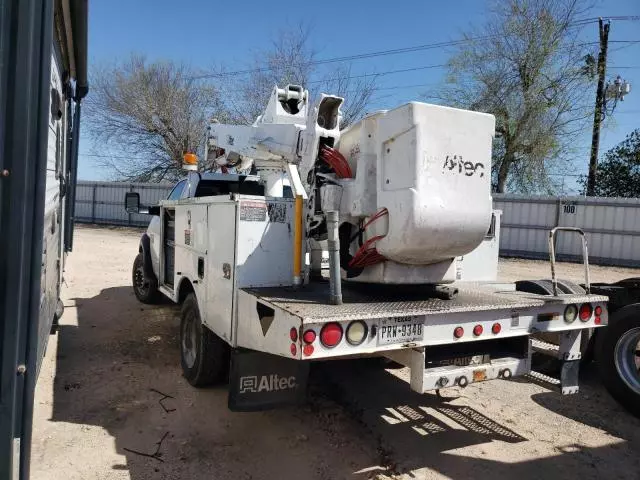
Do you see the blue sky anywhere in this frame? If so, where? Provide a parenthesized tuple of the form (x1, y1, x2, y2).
(79, 0, 640, 193)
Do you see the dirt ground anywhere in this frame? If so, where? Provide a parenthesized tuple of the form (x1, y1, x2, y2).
(31, 225, 640, 480)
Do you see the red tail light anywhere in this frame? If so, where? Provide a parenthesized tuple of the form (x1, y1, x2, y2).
(579, 304, 593, 321)
(492, 323, 501, 334)
(290, 343, 297, 356)
(453, 327, 464, 339)
(320, 323, 343, 348)
(473, 325, 483, 336)
(289, 327, 298, 342)
(302, 329, 316, 344)
(594, 305, 603, 325)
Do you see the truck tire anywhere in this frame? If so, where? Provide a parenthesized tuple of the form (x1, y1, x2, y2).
(180, 293, 230, 387)
(132, 253, 160, 304)
(596, 304, 640, 417)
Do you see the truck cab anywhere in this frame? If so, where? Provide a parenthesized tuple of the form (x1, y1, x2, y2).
(132, 172, 284, 303)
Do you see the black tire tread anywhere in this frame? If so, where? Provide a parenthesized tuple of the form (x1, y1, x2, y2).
(596, 304, 640, 418)
(132, 253, 160, 304)
(181, 293, 230, 387)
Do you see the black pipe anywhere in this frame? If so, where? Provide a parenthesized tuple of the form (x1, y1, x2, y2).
(65, 99, 82, 251)
(70, 0, 89, 100)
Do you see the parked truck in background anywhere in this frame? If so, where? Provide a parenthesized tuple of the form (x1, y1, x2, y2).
(0, 0, 88, 478)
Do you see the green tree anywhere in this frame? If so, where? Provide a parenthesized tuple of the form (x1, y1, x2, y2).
(579, 129, 640, 197)
(434, 0, 596, 193)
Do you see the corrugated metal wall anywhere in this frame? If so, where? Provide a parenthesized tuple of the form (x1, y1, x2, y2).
(73, 183, 640, 266)
(495, 194, 640, 267)
(74, 181, 172, 227)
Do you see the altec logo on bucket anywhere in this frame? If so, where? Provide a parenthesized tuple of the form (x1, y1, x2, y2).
(239, 374, 296, 393)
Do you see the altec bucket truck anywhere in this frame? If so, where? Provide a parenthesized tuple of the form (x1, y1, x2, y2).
(125, 85, 608, 411)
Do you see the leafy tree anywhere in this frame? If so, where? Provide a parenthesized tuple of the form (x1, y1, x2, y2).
(434, 0, 596, 193)
(579, 129, 640, 197)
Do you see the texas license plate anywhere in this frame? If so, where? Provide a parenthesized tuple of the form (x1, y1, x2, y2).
(378, 316, 424, 345)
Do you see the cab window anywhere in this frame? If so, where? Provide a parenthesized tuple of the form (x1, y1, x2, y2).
(167, 180, 186, 200)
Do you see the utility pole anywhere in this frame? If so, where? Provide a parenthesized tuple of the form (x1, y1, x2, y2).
(586, 18, 610, 196)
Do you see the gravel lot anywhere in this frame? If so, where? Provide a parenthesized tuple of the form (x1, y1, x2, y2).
(31, 225, 640, 480)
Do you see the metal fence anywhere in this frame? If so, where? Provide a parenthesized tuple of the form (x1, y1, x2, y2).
(495, 194, 640, 267)
(75, 181, 172, 227)
(74, 182, 640, 267)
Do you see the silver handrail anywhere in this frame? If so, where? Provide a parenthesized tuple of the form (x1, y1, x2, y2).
(548, 227, 591, 295)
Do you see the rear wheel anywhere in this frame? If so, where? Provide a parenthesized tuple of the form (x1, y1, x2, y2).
(596, 305, 640, 417)
(180, 293, 230, 387)
(132, 253, 159, 304)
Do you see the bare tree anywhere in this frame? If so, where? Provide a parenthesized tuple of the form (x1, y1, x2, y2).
(432, 0, 596, 193)
(224, 25, 378, 128)
(319, 64, 377, 129)
(223, 25, 315, 125)
(86, 55, 228, 182)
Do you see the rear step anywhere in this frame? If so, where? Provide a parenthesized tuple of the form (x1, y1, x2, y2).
(529, 332, 582, 395)
(527, 370, 561, 387)
(527, 364, 579, 395)
(531, 338, 560, 357)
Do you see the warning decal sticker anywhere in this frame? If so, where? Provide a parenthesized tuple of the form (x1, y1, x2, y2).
(240, 200, 267, 222)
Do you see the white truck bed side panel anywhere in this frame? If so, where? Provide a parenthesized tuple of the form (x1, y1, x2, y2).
(235, 197, 295, 288)
(236, 290, 301, 359)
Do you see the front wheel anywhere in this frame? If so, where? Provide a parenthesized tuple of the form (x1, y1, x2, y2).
(132, 253, 159, 304)
(180, 293, 230, 387)
(596, 305, 640, 418)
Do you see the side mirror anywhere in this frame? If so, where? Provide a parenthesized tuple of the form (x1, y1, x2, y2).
(125, 192, 141, 214)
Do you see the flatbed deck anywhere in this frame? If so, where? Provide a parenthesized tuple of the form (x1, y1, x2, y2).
(243, 282, 608, 323)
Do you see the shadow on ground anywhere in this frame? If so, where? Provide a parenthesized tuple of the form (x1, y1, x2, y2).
(52, 286, 382, 479)
(49, 285, 640, 479)
(314, 358, 640, 479)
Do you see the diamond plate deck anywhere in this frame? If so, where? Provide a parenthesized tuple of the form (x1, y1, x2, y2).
(242, 282, 608, 322)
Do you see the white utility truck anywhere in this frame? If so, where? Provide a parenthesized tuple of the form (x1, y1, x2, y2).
(125, 85, 608, 411)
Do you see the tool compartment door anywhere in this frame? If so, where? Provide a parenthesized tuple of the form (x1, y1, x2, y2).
(235, 196, 294, 288)
(203, 201, 237, 344)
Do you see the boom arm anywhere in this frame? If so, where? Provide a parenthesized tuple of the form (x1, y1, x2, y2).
(205, 84, 496, 286)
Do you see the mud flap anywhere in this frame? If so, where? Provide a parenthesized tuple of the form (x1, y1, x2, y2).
(560, 360, 580, 395)
(228, 349, 309, 412)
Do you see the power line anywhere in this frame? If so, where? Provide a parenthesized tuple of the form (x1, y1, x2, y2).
(189, 19, 626, 81)
(313, 58, 638, 88)
(189, 38, 484, 80)
(308, 64, 446, 85)
(602, 16, 640, 21)
(191, 36, 640, 85)
(81, 153, 151, 160)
